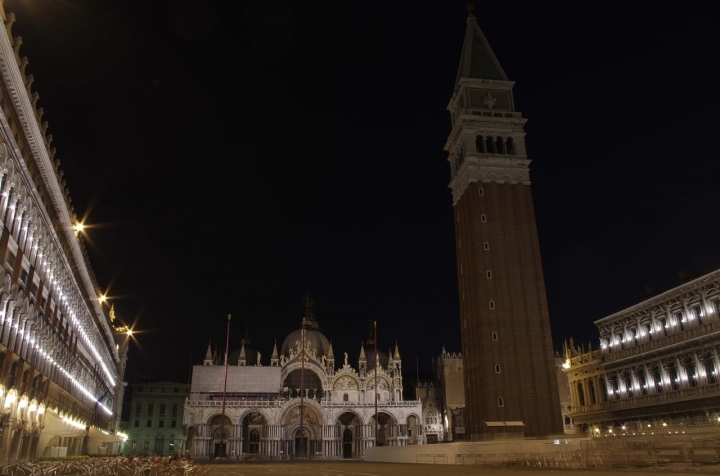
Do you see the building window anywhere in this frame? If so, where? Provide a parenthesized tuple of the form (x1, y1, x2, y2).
(489, 300, 495, 309)
(174, 388, 179, 393)
(160, 404, 166, 416)
(146, 420, 152, 428)
(135, 403, 141, 415)
(675, 312, 684, 331)
(492, 332, 498, 341)
(147, 404, 154, 416)
(481, 214, 487, 223)
(498, 398, 504, 408)
(172, 404, 178, 416)
(506, 137, 516, 155)
(143, 442, 149, 451)
(169, 443, 174, 451)
(171, 421, 177, 428)
(486, 270, 492, 279)
(343, 393, 349, 402)
(159, 420, 164, 428)
(134, 420, 139, 428)
(483, 242, 489, 250)
(476, 135, 484, 153)
(693, 306, 703, 324)
(495, 364, 501, 373)
(478, 187, 484, 196)
(715, 299, 720, 315)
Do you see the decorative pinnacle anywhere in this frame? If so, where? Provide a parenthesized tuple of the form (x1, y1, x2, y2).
(466, 2, 475, 17)
(303, 293, 314, 312)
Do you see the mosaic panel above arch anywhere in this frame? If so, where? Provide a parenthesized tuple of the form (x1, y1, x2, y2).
(333, 376, 359, 390)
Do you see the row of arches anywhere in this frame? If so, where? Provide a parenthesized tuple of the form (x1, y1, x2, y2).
(573, 348, 720, 408)
(0, 145, 116, 390)
(0, 144, 114, 380)
(475, 135, 516, 155)
(185, 407, 422, 460)
(280, 367, 400, 403)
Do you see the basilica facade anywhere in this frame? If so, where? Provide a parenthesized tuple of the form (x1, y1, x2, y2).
(183, 304, 423, 460)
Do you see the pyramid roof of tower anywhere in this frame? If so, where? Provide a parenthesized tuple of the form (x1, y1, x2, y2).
(456, 14, 508, 84)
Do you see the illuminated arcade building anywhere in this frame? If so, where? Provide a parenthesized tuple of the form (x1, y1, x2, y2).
(564, 269, 720, 433)
(183, 301, 422, 460)
(446, 8, 562, 437)
(0, 4, 128, 462)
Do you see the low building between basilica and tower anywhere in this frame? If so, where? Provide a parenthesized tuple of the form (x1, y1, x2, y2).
(183, 302, 423, 460)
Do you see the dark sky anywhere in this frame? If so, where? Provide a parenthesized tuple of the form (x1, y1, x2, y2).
(7, 0, 719, 383)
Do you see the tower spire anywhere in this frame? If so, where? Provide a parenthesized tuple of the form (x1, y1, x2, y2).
(456, 7, 508, 84)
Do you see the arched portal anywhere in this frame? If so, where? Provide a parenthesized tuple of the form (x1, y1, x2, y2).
(337, 412, 360, 458)
(186, 427, 196, 455)
(241, 412, 266, 454)
(407, 415, 420, 445)
(210, 415, 232, 458)
(294, 427, 309, 457)
(369, 412, 397, 447)
(283, 404, 321, 457)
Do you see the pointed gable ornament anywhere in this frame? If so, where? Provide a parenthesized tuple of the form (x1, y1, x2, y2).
(203, 340, 213, 365)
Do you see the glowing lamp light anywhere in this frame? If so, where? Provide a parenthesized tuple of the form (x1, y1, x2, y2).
(18, 398, 27, 409)
(28, 403, 37, 413)
(663, 422, 667, 427)
(74, 223, 84, 232)
(99, 295, 107, 303)
(647, 424, 651, 428)
(562, 362, 570, 369)
(127, 329, 133, 336)
(37, 405, 45, 414)
(3, 393, 14, 408)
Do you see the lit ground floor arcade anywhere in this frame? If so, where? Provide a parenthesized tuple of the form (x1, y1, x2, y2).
(183, 399, 423, 460)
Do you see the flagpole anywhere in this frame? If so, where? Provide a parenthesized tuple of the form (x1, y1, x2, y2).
(220, 314, 231, 457)
(374, 320, 378, 445)
(300, 325, 305, 457)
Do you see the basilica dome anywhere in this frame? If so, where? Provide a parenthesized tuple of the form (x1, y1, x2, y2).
(228, 338, 258, 366)
(363, 345, 389, 370)
(281, 298, 332, 358)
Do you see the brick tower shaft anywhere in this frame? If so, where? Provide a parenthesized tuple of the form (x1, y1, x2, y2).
(446, 11, 562, 437)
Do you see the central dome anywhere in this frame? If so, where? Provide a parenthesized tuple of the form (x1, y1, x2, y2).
(281, 328, 331, 358)
(281, 296, 331, 358)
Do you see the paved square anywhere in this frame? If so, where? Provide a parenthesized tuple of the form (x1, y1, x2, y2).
(203, 462, 720, 476)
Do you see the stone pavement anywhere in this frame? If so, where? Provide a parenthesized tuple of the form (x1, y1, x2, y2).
(204, 461, 720, 476)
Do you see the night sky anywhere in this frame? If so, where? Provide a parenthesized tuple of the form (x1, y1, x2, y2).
(6, 0, 719, 384)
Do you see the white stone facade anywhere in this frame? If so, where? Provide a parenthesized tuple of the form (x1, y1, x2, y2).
(183, 309, 422, 460)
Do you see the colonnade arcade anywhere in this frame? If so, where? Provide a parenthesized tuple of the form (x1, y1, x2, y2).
(572, 345, 720, 409)
(183, 403, 420, 460)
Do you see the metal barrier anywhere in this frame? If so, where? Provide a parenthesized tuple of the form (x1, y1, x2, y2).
(416, 454, 447, 464)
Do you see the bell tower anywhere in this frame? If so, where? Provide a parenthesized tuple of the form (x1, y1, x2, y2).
(446, 9, 562, 437)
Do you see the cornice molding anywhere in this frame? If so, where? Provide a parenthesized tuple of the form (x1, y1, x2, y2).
(594, 269, 720, 328)
(448, 155, 531, 205)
